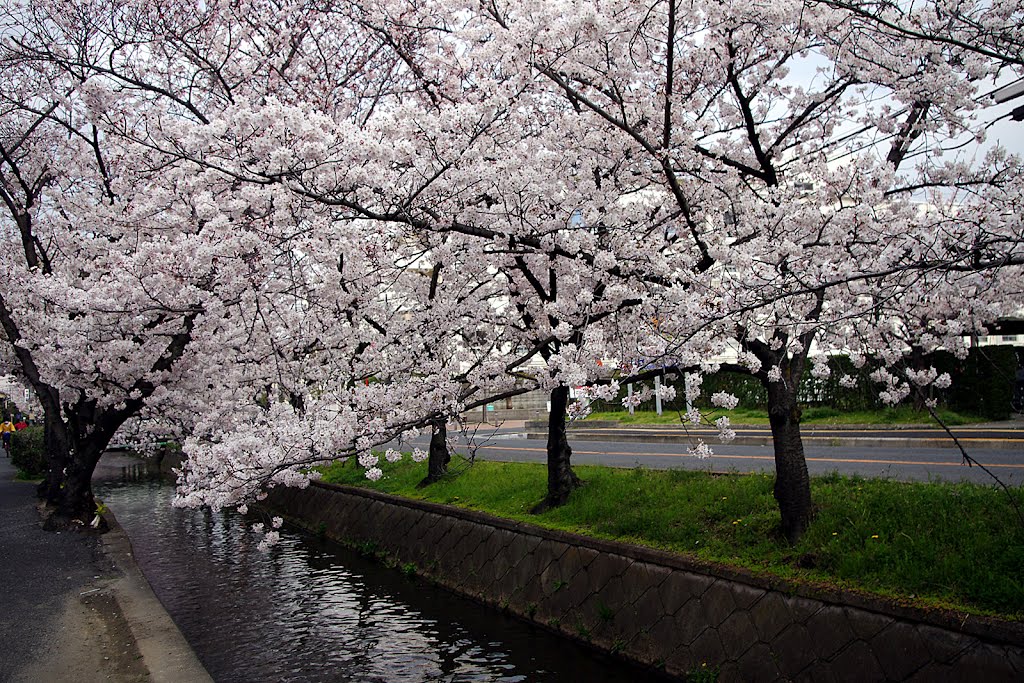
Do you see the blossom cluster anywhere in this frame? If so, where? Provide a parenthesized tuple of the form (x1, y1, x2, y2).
(0, 0, 1019, 537)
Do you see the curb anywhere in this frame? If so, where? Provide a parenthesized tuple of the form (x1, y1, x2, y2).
(100, 512, 213, 682)
(525, 430, 1024, 450)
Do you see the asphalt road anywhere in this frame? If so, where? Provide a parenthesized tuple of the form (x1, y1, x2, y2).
(566, 425, 1024, 443)
(400, 428, 1024, 486)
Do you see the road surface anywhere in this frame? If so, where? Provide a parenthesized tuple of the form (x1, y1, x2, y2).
(398, 426, 1024, 486)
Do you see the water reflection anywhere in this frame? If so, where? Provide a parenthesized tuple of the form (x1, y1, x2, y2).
(95, 472, 659, 682)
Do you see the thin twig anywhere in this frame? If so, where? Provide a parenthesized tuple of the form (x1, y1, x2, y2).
(918, 388, 1024, 528)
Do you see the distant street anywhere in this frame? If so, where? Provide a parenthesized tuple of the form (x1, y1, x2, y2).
(558, 424, 1024, 445)
(400, 424, 1024, 486)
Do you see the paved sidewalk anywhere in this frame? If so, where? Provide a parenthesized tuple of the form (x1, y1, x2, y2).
(0, 456, 211, 682)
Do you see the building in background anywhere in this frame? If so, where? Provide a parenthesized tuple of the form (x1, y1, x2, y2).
(0, 375, 39, 421)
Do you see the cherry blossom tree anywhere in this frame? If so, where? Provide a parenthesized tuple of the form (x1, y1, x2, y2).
(0, 0, 328, 522)
(11, 0, 675, 511)
(4, 0, 1022, 545)
(0, 52, 174, 521)
(468, 0, 1024, 539)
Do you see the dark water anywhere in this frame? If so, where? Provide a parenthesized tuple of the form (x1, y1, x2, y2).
(95, 468, 662, 682)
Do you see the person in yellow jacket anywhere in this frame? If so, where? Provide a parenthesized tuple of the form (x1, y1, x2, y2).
(1, 418, 15, 455)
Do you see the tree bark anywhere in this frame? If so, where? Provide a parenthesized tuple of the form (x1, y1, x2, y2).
(51, 440, 105, 526)
(36, 405, 70, 504)
(531, 385, 581, 513)
(43, 399, 125, 528)
(766, 379, 813, 544)
(417, 418, 450, 487)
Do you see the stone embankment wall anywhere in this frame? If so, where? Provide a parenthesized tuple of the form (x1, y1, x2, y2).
(265, 482, 1023, 682)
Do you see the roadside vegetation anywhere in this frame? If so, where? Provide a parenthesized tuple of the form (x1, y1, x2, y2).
(586, 406, 992, 426)
(10, 425, 46, 479)
(319, 458, 1024, 620)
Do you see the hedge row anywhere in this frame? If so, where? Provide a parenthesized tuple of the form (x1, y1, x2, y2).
(11, 425, 46, 478)
(592, 345, 1020, 420)
(932, 346, 1019, 420)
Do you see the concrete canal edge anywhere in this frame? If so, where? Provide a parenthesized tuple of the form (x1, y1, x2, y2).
(100, 511, 214, 682)
(264, 481, 1024, 682)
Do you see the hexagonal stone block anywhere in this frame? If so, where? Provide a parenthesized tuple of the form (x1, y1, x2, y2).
(623, 627, 658, 664)
(507, 550, 543, 594)
(792, 663, 840, 683)
(502, 533, 537, 571)
(558, 546, 595, 582)
(736, 642, 783, 681)
(950, 643, 1021, 682)
(716, 662, 742, 682)
(770, 623, 817, 675)
(749, 592, 795, 642)
(539, 559, 570, 599)
(630, 583, 672, 634)
(907, 662, 962, 682)
(406, 513, 436, 545)
(718, 610, 760, 661)
(421, 524, 454, 563)
(828, 640, 884, 683)
(658, 571, 714, 616)
(618, 561, 671, 605)
(467, 528, 498, 568)
(915, 623, 971, 664)
(558, 565, 596, 612)
(700, 580, 739, 628)
(575, 545, 601, 570)
(785, 595, 824, 624)
(673, 596, 714, 647)
(805, 605, 856, 660)
(688, 629, 727, 669)
(843, 606, 892, 641)
(608, 603, 644, 644)
(515, 572, 546, 609)
(1007, 647, 1024, 676)
(647, 614, 683, 660)
(869, 621, 934, 681)
(531, 539, 571, 575)
(731, 582, 767, 610)
(600, 574, 628, 609)
(585, 553, 628, 595)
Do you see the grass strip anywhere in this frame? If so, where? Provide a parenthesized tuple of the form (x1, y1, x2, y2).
(319, 458, 1024, 620)
(587, 406, 990, 425)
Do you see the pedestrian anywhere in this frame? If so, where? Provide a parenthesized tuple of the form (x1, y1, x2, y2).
(0, 417, 14, 456)
(13, 418, 27, 431)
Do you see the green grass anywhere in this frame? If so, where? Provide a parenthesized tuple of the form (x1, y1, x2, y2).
(13, 469, 42, 482)
(319, 458, 1024, 620)
(589, 405, 990, 426)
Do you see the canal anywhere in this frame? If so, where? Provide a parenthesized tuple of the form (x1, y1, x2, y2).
(94, 463, 663, 682)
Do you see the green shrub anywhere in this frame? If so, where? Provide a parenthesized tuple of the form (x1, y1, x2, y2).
(11, 425, 46, 478)
(801, 406, 842, 421)
(590, 345, 1020, 420)
(932, 345, 1018, 420)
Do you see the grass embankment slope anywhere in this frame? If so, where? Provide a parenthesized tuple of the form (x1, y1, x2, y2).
(589, 406, 990, 425)
(320, 459, 1024, 620)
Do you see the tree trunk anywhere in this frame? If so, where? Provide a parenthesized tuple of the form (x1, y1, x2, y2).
(417, 418, 450, 488)
(531, 385, 581, 513)
(37, 405, 70, 504)
(42, 400, 122, 529)
(47, 440, 106, 528)
(766, 380, 813, 544)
